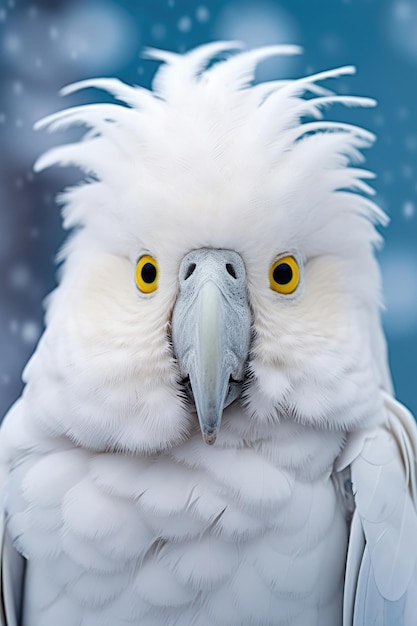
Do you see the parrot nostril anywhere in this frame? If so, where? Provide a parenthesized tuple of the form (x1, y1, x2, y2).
(226, 263, 237, 279)
(184, 263, 196, 280)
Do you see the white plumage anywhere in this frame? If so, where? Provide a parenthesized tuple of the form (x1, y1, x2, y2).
(1, 42, 416, 626)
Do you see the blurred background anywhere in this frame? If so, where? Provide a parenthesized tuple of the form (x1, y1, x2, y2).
(0, 0, 416, 419)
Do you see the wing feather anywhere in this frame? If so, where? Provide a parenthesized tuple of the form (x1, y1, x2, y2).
(385, 393, 417, 501)
(343, 510, 365, 626)
(353, 547, 407, 626)
(0, 509, 25, 626)
(342, 393, 417, 625)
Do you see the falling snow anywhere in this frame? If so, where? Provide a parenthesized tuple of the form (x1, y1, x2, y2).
(21, 320, 41, 345)
(405, 135, 417, 152)
(386, 0, 417, 63)
(49, 26, 59, 41)
(402, 164, 413, 179)
(382, 250, 417, 336)
(403, 201, 415, 219)
(9, 264, 30, 290)
(196, 6, 210, 23)
(151, 23, 167, 40)
(178, 15, 192, 33)
(4, 33, 21, 55)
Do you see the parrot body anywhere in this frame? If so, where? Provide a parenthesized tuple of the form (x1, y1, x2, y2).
(1, 43, 417, 626)
(4, 400, 347, 626)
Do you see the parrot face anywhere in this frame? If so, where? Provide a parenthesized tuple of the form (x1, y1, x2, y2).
(30, 43, 387, 458)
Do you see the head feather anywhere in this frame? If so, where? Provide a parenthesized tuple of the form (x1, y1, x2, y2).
(34, 43, 386, 255)
(60, 78, 157, 111)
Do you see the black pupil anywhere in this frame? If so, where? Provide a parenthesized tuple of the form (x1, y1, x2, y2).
(273, 262, 293, 285)
(141, 262, 157, 284)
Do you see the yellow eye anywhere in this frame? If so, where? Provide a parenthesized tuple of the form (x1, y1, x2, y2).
(135, 255, 159, 294)
(269, 256, 300, 294)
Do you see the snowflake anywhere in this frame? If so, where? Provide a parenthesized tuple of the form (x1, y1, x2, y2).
(178, 16, 192, 33)
(196, 6, 210, 23)
(403, 201, 415, 219)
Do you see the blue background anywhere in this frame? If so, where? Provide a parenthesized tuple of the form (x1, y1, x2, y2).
(0, 0, 416, 419)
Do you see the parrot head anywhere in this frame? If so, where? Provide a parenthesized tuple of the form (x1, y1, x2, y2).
(31, 43, 389, 454)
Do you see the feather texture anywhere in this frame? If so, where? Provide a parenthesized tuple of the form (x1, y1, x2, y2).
(0, 43, 414, 626)
(341, 393, 417, 625)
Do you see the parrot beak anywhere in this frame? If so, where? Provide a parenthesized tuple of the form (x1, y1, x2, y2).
(172, 249, 251, 445)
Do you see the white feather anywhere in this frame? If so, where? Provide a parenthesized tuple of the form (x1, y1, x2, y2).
(343, 510, 365, 626)
(144, 40, 243, 97)
(0, 512, 24, 626)
(341, 393, 417, 624)
(204, 44, 302, 89)
(0, 42, 414, 626)
(60, 78, 157, 111)
(159, 535, 239, 590)
(133, 560, 197, 607)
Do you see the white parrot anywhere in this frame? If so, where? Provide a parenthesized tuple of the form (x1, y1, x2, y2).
(1, 42, 417, 626)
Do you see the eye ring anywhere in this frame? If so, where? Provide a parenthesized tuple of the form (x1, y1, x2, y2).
(135, 255, 159, 294)
(269, 256, 300, 295)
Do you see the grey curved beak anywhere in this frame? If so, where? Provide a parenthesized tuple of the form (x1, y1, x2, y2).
(172, 249, 251, 445)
